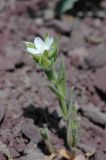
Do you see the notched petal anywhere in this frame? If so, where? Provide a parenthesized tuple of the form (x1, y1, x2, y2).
(45, 37, 53, 50)
(27, 48, 41, 55)
(34, 37, 46, 52)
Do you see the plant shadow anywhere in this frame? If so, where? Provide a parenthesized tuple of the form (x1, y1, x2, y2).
(22, 104, 67, 155)
(23, 104, 60, 129)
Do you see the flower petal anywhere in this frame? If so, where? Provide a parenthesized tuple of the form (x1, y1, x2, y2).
(27, 48, 41, 55)
(45, 36, 53, 50)
(34, 37, 46, 52)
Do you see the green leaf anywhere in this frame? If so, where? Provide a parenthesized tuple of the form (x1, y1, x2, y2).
(52, 38, 58, 48)
(67, 86, 77, 118)
(48, 49, 57, 59)
(45, 69, 57, 82)
(40, 55, 51, 68)
(32, 55, 41, 63)
(44, 32, 49, 41)
(59, 98, 68, 120)
(56, 0, 79, 14)
(71, 119, 80, 147)
(40, 125, 49, 140)
(57, 59, 67, 96)
(25, 42, 35, 48)
(71, 128, 78, 147)
(37, 65, 52, 71)
(45, 69, 53, 81)
(48, 84, 64, 99)
(67, 117, 80, 148)
(71, 119, 79, 129)
(40, 124, 55, 153)
(49, 38, 59, 61)
(43, 50, 49, 58)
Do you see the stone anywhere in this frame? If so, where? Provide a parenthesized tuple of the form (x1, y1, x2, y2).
(68, 47, 88, 68)
(77, 12, 84, 18)
(81, 103, 106, 126)
(24, 141, 44, 160)
(0, 46, 24, 71)
(85, 34, 104, 44)
(0, 141, 11, 160)
(86, 11, 93, 17)
(0, 90, 8, 99)
(4, 46, 24, 69)
(0, 153, 6, 160)
(46, 20, 72, 34)
(0, 106, 6, 123)
(75, 154, 86, 160)
(34, 18, 44, 26)
(85, 44, 106, 69)
(94, 19, 102, 28)
(78, 143, 96, 154)
(60, 36, 71, 53)
(70, 22, 91, 49)
(99, 130, 106, 152)
(93, 66, 106, 93)
(13, 138, 26, 153)
(9, 148, 20, 158)
(101, 0, 106, 9)
(94, 150, 106, 160)
(96, 11, 106, 19)
(0, 56, 14, 71)
(44, 9, 55, 21)
(21, 121, 41, 143)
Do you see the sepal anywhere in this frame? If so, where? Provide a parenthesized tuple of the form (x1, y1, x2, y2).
(25, 41, 35, 49)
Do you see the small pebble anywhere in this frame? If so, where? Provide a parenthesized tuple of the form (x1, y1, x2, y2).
(96, 11, 106, 19)
(44, 9, 55, 21)
(34, 18, 44, 26)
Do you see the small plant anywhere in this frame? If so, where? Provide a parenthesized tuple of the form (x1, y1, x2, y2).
(25, 33, 80, 158)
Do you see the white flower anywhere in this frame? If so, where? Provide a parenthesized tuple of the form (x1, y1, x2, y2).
(26, 36, 53, 55)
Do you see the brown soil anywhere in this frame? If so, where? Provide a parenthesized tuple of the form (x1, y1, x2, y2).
(0, 0, 106, 160)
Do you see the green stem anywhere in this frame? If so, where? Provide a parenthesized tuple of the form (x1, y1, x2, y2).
(40, 125, 55, 154)
(45, 138, 56, 154)
(45, 67, 68, 120)
(67, 119, 71, 148)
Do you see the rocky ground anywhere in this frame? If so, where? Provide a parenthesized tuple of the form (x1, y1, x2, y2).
(0, 0, 106, 160)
